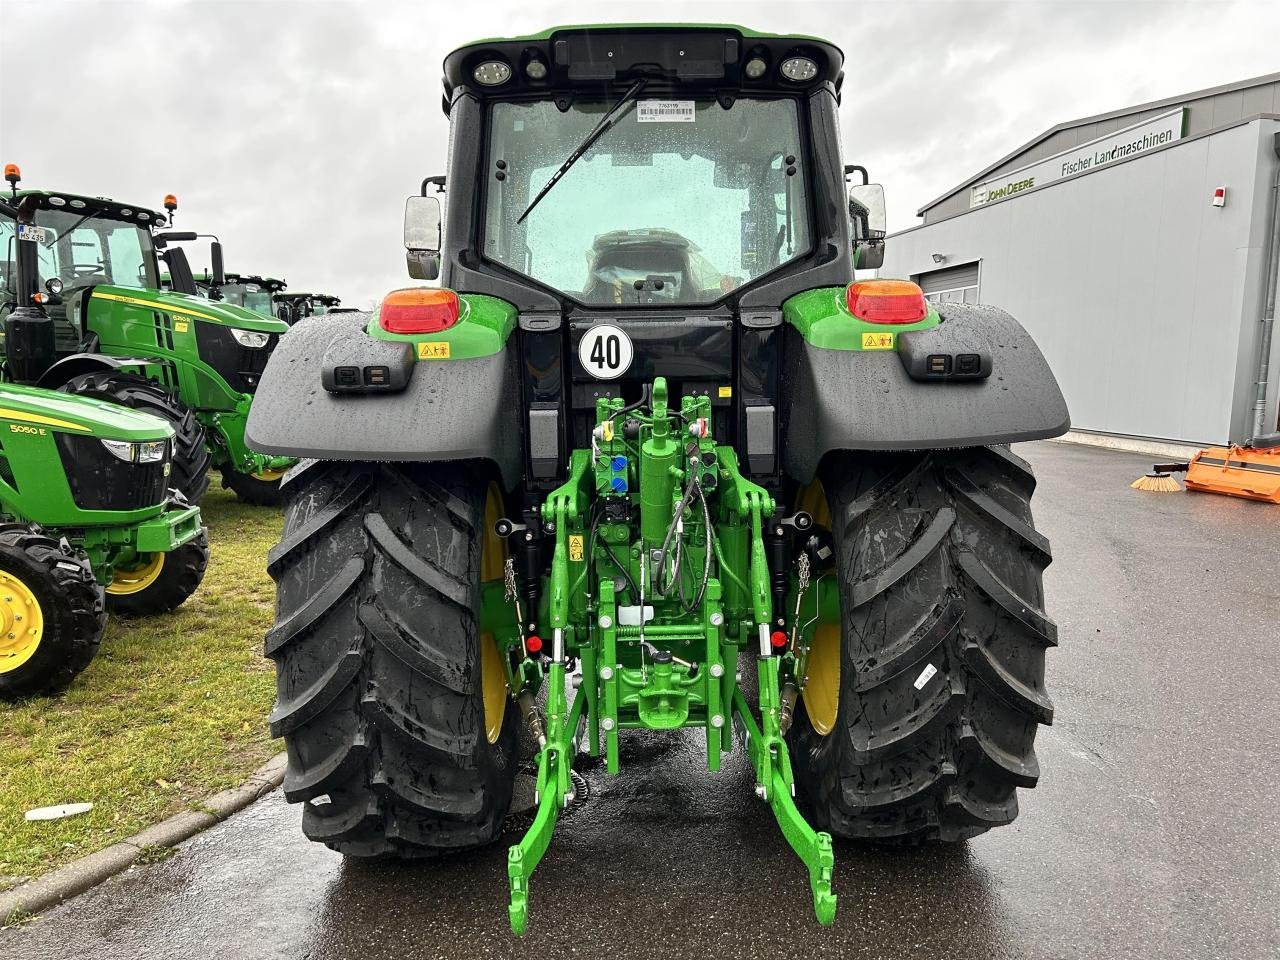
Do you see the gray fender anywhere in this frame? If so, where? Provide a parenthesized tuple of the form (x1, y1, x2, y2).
(782, 302, 1070, 483)
(35, 352, 148, 389)
(244, 312, 524, 489)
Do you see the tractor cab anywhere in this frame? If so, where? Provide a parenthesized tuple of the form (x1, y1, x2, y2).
(403, 25, 887, 485)
(203, 273, 287, 317)
(0, 190, 170, 355)
(274, 291, 340, 324)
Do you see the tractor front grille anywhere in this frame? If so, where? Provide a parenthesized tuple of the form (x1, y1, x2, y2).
(55, 434, 171, 512)
(193, 322, 279, 395)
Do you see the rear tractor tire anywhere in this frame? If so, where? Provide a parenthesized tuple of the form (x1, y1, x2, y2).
(61, 371, 212, 504)
(0, 524, 106, 701)
(105, 530, 209, 616)
(266, 460, 518, 857)
(790, 445, 1056, 843)
(220, 466, 286, 507)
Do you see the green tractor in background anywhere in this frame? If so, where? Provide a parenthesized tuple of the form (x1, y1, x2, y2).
(193, 271, 288, 319)
(273, 291, 341, 325)
(217, 274, 288, 318)
(0, 166, 294, 507)
(0, 379, 207, 699)
(247, 25, 1070, 935)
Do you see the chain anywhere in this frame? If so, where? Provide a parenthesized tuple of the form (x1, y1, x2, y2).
(789, 550, 811, 653)
(503, 557, 518, 603)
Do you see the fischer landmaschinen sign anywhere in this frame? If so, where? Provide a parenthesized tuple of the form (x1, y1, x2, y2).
(969, 107, 1188, 208)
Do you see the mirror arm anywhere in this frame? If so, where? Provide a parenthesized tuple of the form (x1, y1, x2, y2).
(421, 176, 446, 196)
(844, 164, 869, 186)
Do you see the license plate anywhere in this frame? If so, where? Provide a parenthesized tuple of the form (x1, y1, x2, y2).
(17, 224, 48, 244)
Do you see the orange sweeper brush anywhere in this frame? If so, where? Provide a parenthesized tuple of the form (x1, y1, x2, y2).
(1135, 436, 1280, 503)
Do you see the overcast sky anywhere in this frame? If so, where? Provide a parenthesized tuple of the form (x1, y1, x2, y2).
(3, 0, 1278, 307)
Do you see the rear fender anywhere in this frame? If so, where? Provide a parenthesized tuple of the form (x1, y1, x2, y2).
(244, 312, 523, 489)
(781, 301, 1070, 483)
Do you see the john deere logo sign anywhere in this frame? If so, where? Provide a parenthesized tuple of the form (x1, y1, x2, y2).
(970, 107, 1187, 209)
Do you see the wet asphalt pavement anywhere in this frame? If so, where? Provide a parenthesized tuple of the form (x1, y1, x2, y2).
(3, 440, 1278, 960)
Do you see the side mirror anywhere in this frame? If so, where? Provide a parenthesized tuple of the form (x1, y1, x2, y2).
(404, 195, 442, 281)
(849, 183, 886, 241)
(849, 182, 887, 270)
(210, 241, 226, 287)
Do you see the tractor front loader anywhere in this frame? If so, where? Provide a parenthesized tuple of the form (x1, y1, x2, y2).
(246, 24, 1071, 934)
(0, 172, 294, 506)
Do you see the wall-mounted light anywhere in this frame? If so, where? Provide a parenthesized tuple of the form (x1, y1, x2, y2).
(931, 253, 948, 264)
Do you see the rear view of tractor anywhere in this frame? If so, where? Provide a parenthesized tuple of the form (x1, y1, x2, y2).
(247, 24, 1070, 934)
(0, 170, 294, 506)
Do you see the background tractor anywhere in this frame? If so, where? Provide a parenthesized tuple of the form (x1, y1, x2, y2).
(273, 291, 342, 325)
(0, 380, 207, 700)
(214, 273, 288, 318)
(247, 24, 1070, 934)
(0, 169, 294, 507)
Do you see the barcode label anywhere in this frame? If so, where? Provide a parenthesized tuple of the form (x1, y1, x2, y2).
(913, 663, 938, 690)
(637, 100, 695, 123)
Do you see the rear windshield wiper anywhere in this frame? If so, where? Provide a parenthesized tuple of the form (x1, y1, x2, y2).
(517, 78, 647, 225)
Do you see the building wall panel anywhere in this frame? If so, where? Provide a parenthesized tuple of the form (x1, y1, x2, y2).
(884, 123, 1270, 445)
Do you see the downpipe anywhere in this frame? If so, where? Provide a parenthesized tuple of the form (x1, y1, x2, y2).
(1250, 132, 1280, 442)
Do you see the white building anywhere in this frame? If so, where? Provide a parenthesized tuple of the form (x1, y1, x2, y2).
(881, 73, 1280, 448)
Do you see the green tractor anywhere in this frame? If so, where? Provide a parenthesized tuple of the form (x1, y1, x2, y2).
(198, 272, 288, 319)
(247, 25, 1070, 935)
(0, 379, 207, 699)
(0, 168, 294, 507)
(273, 292, 342, 325)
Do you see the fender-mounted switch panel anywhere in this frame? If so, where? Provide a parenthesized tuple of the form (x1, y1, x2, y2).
(321, 331, 416, 394)
(897, 323, 993, 382)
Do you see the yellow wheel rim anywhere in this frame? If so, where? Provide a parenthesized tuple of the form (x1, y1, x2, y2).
(480, 483, 509, 743)
(251, 469, 287, 482)
(106, 553, 165, 595)
(796, 478, 841, 736)
(0, 571, 44, 674)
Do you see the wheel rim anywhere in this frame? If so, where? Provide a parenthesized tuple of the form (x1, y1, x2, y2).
(480, 483, 509, 744)
(107, 553, 165, 595)
(250, 469, 287, 482)
(0, 571, 44, 674)
(796, 478, 840, 736)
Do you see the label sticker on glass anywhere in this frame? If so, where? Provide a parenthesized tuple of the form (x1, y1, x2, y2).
(16, 224, 47, 244)
(861, 332, 895, 350)
(417, 341, 451, 360)
(637, 100, 695, 123)
(578, 324, 633, 380)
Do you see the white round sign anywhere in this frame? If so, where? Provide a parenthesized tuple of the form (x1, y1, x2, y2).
(578, 324, 633, 380)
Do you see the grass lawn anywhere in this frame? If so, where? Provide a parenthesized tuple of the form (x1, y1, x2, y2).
(0, 486, 282, 888)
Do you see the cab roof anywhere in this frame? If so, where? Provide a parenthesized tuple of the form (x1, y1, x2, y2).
(8, 189, 167, 226)
(225, 273, 287, 291)
(441, 23, 844, 110)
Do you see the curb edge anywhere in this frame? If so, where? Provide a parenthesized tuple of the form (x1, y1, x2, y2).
(0, 752, 287, 925)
